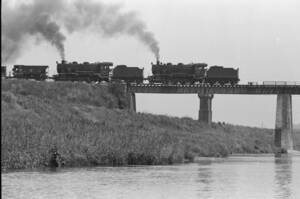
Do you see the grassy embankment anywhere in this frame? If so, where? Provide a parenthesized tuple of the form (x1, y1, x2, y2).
(2, 79, 299, 170)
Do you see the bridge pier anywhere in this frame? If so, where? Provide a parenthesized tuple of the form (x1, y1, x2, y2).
(128, 92, 136, 111)
(198, 94, 214, 125)
(275, 94, 294, 152)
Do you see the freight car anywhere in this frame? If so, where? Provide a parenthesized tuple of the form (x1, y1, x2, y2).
(1, 66, 6, 78)
(12, 65, 48, 80)
(149, 61, 208, 84)
(53, 60, 113, 82)
(206, 66, 239, 85)
(112, 65, 144, 84)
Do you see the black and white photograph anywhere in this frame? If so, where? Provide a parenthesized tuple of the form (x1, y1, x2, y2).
(1, 0, 300, 198)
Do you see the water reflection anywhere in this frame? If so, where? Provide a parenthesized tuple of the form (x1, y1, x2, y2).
(197, 167, 213, 198)
(195, 158, 239, 199)
(274, 155, 292, 199)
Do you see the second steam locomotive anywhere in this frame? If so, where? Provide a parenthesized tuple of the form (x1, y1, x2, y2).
(149, 62, 239, 85)
(3, 60, 240, 85)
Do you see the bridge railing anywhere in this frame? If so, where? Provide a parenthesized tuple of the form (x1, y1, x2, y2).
(129, 82, 300, 87)
(263, 81, 300, 86)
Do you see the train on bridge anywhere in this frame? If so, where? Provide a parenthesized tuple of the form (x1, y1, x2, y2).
(2, 60, 241, 85)
(149, 62, 239, 85)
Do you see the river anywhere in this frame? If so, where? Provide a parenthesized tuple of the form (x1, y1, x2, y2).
(2, 155, 300, 199)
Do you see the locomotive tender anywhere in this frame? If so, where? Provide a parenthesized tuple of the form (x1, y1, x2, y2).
(206, 66, 239, 85)
(112, 65, 144, 84)
(1, 66, 6, 78)
(12, 65, 48, 80)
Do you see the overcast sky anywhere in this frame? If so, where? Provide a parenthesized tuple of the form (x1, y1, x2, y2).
(2, 0, 300, 128)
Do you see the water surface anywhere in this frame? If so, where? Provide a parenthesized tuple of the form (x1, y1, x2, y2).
(2, 155, 300, 199)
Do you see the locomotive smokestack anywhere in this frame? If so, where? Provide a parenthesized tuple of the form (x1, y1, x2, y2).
(156, 58, 160, 65)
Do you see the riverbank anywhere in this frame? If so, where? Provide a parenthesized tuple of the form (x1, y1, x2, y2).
(2, 79, 297, 170)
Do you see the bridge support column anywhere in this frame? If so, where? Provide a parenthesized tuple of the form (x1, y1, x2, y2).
(275, 94, 294, 152)
(198, 94, 214, 125)
(128, 92, 136, 112)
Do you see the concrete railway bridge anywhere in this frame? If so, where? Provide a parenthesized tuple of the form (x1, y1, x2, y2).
(126, 83, 300, 152)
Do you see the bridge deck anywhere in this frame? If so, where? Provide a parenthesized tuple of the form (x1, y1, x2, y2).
(128, 84, 300, 94)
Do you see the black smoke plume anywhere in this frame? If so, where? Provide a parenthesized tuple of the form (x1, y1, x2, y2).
(1, 0, 160, 63)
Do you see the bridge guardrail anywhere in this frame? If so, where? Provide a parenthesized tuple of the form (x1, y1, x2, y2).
(263, 81, 300, 86)
(131, 83, 300, 88)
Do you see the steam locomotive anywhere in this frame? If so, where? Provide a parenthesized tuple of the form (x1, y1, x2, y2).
(149, 62, 207, 84)
(4, 60, 240, 85)
(53, 60, 113, 82)
(149, 61, 239, 85)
